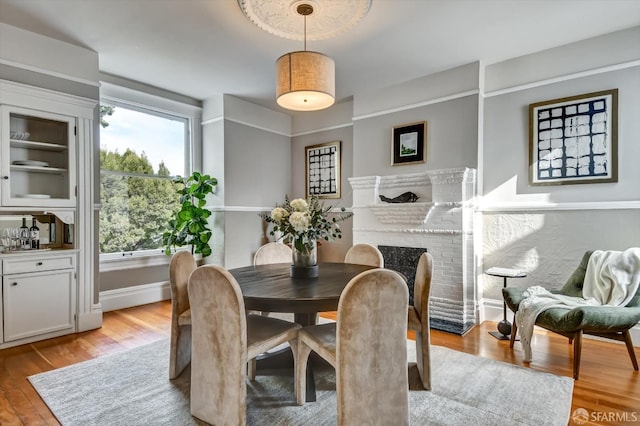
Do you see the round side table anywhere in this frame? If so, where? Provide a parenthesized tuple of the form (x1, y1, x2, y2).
(485, 267, 527, 340)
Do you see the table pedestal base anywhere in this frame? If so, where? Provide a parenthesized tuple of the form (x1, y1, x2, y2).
(254, 348, 331, 402)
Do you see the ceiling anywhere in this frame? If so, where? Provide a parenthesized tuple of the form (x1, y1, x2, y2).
(1, 0, 639, 113)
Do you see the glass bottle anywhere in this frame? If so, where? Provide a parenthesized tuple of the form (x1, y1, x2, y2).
(20, 217, 30, 250)
(30, 218, 40, 249)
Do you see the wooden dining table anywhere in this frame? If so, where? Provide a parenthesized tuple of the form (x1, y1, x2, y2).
(228, 261, 376, 401)
(229, 261, 376, 325)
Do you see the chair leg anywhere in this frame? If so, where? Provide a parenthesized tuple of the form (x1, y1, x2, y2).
(623, 330, 639, 371)
(169, 325, 191, 379)
(295, 338, 313, 406)
(509, 317, 517, 349)
(573, 330, 582, 380)
(416, 329, 431, 390)
(247, 358, 257, 381)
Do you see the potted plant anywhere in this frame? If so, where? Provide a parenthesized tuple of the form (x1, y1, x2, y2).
(163, 172, 217, 257)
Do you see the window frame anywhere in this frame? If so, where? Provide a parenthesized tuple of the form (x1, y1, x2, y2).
(98, 82, 202, 266)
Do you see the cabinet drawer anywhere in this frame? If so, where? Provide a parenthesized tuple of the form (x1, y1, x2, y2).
(2, 254, 75, 274)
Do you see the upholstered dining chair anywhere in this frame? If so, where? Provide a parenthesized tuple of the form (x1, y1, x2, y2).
(188, 264, 301, 425)
(295, 268, 409, 425)
(344, 243, 384, 267)
(168, 251, 197, 380)
(503, 250, 640, 380)
(253, 241, 292, 265)
(408, 252, 434, 390)
(248, 241, 295, 377)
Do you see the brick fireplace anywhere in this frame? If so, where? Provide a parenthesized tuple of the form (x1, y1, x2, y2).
(348, 167, 477, 334)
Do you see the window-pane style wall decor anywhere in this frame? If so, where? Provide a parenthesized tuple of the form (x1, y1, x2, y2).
(305, 141, 341, 198)
(529, 89, 617, 185)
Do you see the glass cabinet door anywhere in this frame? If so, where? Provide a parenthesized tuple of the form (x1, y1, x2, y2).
(1, 105, 76, 207)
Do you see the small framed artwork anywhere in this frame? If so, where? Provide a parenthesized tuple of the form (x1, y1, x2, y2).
(305, 140, 341, 198)
(392, 121, 427, 165)
(529, 89, 618, 186)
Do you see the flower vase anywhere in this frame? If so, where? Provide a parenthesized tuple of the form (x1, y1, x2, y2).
(290, 239, 319, 278)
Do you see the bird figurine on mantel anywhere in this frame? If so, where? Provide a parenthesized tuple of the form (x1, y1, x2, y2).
(379, 191, 419, 203)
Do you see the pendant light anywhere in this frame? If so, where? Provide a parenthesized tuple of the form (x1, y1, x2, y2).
(275, 3, 335, 111)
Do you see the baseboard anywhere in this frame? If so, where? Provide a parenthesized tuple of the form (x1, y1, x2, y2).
(100, 281, 171, 312)
(77, 304, 103, 332)
(479, 297, 640, 347)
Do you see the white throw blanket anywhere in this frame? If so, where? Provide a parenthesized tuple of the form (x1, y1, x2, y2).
(516, 248, 640, 362)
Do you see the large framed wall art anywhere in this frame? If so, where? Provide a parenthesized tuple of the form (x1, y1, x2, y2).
(392, 121, 427, 166)
(305, 140, 341, 198)
(529, 89, 618, 186)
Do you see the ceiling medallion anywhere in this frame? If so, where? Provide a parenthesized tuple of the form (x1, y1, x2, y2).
(238, 0, 372, 41)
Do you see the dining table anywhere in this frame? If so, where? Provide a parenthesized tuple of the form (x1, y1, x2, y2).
(229, 261, 376, 325)
(228, 261, 377, 401)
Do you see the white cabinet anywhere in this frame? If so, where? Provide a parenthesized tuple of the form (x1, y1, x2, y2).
(0, 79, 100, 345)
(0, 105, 76, 207)
(1, 252, 76, 344)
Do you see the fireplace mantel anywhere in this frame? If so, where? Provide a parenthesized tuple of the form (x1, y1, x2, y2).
(348, 167, 477, 334)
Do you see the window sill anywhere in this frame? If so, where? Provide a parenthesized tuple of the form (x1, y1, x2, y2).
(99, 248, 196, 272)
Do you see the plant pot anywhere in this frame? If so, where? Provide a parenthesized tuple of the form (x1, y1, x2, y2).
(290, 239, 318, 278)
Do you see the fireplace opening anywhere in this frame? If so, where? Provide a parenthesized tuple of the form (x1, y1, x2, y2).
(378, 245, 426, 306)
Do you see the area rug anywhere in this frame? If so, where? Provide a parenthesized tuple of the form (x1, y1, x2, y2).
(29, 338, 573, 425)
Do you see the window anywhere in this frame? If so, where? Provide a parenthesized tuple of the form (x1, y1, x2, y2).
(99, 99, 189, 257)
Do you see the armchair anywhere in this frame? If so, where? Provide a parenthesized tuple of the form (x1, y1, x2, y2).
(503, 251, 640, 379)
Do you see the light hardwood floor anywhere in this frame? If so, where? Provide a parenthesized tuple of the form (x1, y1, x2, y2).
(0, 301, 638, 425)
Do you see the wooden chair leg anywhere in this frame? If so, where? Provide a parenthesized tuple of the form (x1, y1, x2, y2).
(573, 330, 582, 380)
(247, 358, 257, 380)
(623, 330, 639, 371)
(295, 338, 313, 406)
(509, 317, 517, 349)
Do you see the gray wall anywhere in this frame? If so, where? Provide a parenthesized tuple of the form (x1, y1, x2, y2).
(220, 120, 291, 268)
(291, 116, 355, 262)
(480, 27, 640, 302)
(223, 120, 291, 207)
(483, 67, 640, 204)
(353, 95, 479, 177)
(201, 96, 292, 269)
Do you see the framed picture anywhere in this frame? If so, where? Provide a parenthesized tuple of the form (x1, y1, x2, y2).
(529, 89, 618, 186)
(305, 140, 341, 198)
(392, 121, 427, 165)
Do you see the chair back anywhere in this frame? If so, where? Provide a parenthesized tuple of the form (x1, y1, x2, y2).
(169, 251, 197, 316)
(558, 251, 593, 297)
(344, 243, 384, 267)
(253, 242, 292, 265)
(188, 265, 248, 425)
(414, 252, 433, 320)
(413, 252, 433, 389)
(336, 268, 409, 425)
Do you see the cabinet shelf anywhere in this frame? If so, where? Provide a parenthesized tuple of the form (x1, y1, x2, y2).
(10, 139, 68, 152)
(10, 165, 67, 174)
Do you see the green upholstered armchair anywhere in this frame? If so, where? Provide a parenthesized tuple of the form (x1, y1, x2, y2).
(502, 251, 640, 379)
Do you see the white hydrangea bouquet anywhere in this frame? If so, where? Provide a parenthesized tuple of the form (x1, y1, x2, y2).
(261, 196, 352, 259)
